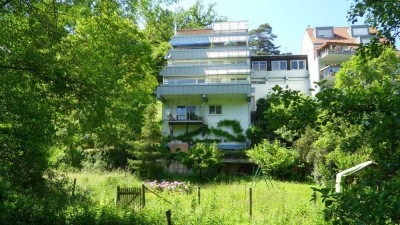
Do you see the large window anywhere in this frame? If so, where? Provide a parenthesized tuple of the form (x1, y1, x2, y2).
(290, 60, 306, 70)
(209, 105, 222, 115)
(252, 61, 267, 71)
(271, 61, 287, 71)
(176, 105, 196, 120)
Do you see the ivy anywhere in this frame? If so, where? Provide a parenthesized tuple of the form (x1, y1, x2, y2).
(172, 120, 246, 143)
(217, 119, 244, 134)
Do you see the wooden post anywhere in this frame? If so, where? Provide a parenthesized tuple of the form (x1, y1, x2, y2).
(249, 188, 253, 217)
(166, 209, 172, 225)
(71, 178, 76, 197)
(141, 184, 146, 208)
(197, 186, 201, 205)
(116, 185, 120, 205)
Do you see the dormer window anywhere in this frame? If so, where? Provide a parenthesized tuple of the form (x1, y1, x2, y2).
(350, 25, 369, 37)
(315, 27, 334, 39)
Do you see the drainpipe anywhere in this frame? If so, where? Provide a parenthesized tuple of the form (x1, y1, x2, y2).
(335, 160, 375, 193)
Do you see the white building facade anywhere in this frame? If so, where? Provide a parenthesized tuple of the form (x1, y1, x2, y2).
(250, 55, 310, 109)
(301, 25, 375, 93)
(155, 21, 251, 144)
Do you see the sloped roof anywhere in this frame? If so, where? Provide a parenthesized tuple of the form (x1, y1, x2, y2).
(305, 27, 377, 45)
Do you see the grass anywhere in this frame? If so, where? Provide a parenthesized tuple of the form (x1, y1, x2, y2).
(67, 171, 327, 225)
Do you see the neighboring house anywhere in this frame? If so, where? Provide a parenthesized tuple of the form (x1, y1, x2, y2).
(250, 54, 310, 112)
(301, 25, 377, 93)
(155, 21, 251, 148)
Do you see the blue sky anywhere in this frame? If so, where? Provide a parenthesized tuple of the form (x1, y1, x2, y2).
(170, 0, 363, 54)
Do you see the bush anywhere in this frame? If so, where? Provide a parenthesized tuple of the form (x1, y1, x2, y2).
(247, 140, 298, 179)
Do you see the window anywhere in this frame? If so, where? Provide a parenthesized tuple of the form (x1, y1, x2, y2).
(231, 78, 247, 83)
(315, 27, 334, 39)
(176, 106, 196, 120)
(271, 61, 287, 71)
(351, 26, 369, 37)
(176, 106, 187, 120)
(209, 105, 222, 115)
(290, 60, 306, 70)
(252, 61, 267, 71)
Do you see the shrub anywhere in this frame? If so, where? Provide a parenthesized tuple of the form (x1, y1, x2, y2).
(247, 140, 298, 179)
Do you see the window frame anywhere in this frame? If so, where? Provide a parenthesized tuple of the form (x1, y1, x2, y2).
(252, 61, 267, 71)
(209, 105, 222, 115)
(271, 61, 287, 71)
(290, 60, 306, 70)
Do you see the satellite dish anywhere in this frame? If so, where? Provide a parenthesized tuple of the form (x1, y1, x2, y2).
(165, 109, 171, 115)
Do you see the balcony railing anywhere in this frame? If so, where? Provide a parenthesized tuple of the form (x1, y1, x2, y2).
(167, 47, 250, 60)
(156, 83, 251, 98)
(160, 64, 251, 76)
(320, 65, 341, 79)
(318, 45, 357, 58)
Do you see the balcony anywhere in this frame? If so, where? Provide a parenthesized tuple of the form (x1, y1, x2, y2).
(156, 82, 251, 100)
(167, 47, 250, 60)
(170, 33, 249, 47)
(318, 44, 358, 64)
(320, 65, 341, 85)
(160, 64, 251, 76)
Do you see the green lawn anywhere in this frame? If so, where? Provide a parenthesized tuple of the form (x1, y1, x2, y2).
(67, 171, 327, 225)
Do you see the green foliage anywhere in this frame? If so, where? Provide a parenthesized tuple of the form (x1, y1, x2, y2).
(335, 44, 400, 88)
(265, 86, 318, 142)
(247, 140, 298, 179)
(128, 103, 164, 178)
(213, 119, 246, 142)
(249, 23, 280, 55)
(217, 119, 243, 134)
(174, 120, 246, 143)
(67, 172, 326, 225)
(174, 0, 227, 29)
(245, 125, 264, 146)
(348, 0, 400, 43)
(182, 143, 223, 178)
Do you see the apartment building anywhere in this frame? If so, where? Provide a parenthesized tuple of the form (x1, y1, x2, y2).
(155, 21, 251, 148)
(301, 25, 376, 93)
(250, 54, 310, 109)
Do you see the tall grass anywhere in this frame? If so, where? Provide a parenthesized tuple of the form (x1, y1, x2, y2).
(68, 172, 327, 225)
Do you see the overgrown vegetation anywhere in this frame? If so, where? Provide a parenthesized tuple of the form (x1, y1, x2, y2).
(253, 45, 400, 223)
(65, 172, 326, 225)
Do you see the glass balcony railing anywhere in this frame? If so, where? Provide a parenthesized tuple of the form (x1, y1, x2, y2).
(318, 44, 358, 58)
(320, 65, 341, 79)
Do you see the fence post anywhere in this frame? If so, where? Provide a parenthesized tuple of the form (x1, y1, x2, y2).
(249, 187, 253, 218)
(141, 184, 146, 208)
(197, 186, 201, 205)
(116, 186, 120, 205)
(166, 209, 172, 225)
(71, 178, 77, 202)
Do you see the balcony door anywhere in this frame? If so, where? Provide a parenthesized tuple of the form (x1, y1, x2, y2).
(176, 105, 196, 120)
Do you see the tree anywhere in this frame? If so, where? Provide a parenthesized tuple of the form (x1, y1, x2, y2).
(247, 140, 298, 179)
(310, 46, 400, 223)
(249, 23, 280, 55)
(174, 0, 227, 29)
(128, 102, 163, 178)
(183, 143, 223, 178)
(0, 0, 158, 191)
(348, 0, 400, 43)
(264, 86, 318, 142)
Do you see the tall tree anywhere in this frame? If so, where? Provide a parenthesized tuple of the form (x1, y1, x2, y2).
(128, 102, 163, 178)
(348, 0, 400, 43)
(249, 23, 280, 55)
(174, 0, 227, 29)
